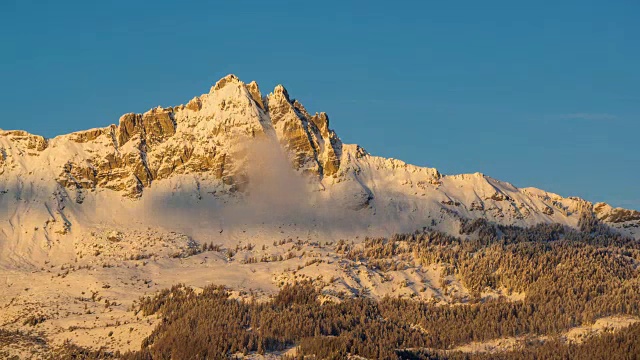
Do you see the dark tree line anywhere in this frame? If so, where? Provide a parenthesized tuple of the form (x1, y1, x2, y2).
(413, 322, 640, 360)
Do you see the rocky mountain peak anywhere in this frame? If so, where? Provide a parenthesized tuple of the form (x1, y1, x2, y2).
(3, 75, 346, 199)
(270, 84, 291, 103)
(246, 81, 264, 109)
(0, 74, 638, 248)
(210, 74, 242, 92)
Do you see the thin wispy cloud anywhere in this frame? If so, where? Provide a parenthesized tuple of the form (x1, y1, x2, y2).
(556, 113, 617, 121)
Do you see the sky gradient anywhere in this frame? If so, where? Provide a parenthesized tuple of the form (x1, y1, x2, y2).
(1, 1, 638, 210)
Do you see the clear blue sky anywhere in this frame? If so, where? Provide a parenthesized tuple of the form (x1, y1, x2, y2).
(1, 1, 638, 210)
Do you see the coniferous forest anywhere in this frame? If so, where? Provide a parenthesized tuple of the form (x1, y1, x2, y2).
(52, 218, 640, 359)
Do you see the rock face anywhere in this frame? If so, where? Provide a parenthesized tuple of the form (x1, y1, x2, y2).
(266, 85, 342, 176)
(31, 75, 345, 199)
(1, 130, 48, 152)
(594, 203, 640, 224)
(40, 76, 257, 197)
(0, 74, 638, 267)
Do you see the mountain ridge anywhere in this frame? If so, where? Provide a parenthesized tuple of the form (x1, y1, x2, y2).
(0, 74, 639, 268)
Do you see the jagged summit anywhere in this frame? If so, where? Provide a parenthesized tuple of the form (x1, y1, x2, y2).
(0, 75, 638, 267)
(271, 84, 291, 101)
(211, 73, 241, 92)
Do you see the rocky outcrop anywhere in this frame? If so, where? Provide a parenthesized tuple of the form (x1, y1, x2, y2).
(267, 85, 321, 173)
(1, 130, 48, 152)
(246, 81, 264, 110)
(117, 107, 176, 147)
(69, 127, 112, 143)
(185, 97, 202, 112)
(0, 145, 6, 171)
(266, 85, 342, 177)
(211, 74, 241, 92)
(594, 203, 640, 223)
(310, 112, 342, 176)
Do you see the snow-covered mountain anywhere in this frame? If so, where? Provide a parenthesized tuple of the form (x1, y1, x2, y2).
(1, 74, 638, 268)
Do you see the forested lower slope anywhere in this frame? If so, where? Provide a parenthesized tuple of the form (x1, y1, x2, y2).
(47, 219, 639, 359)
